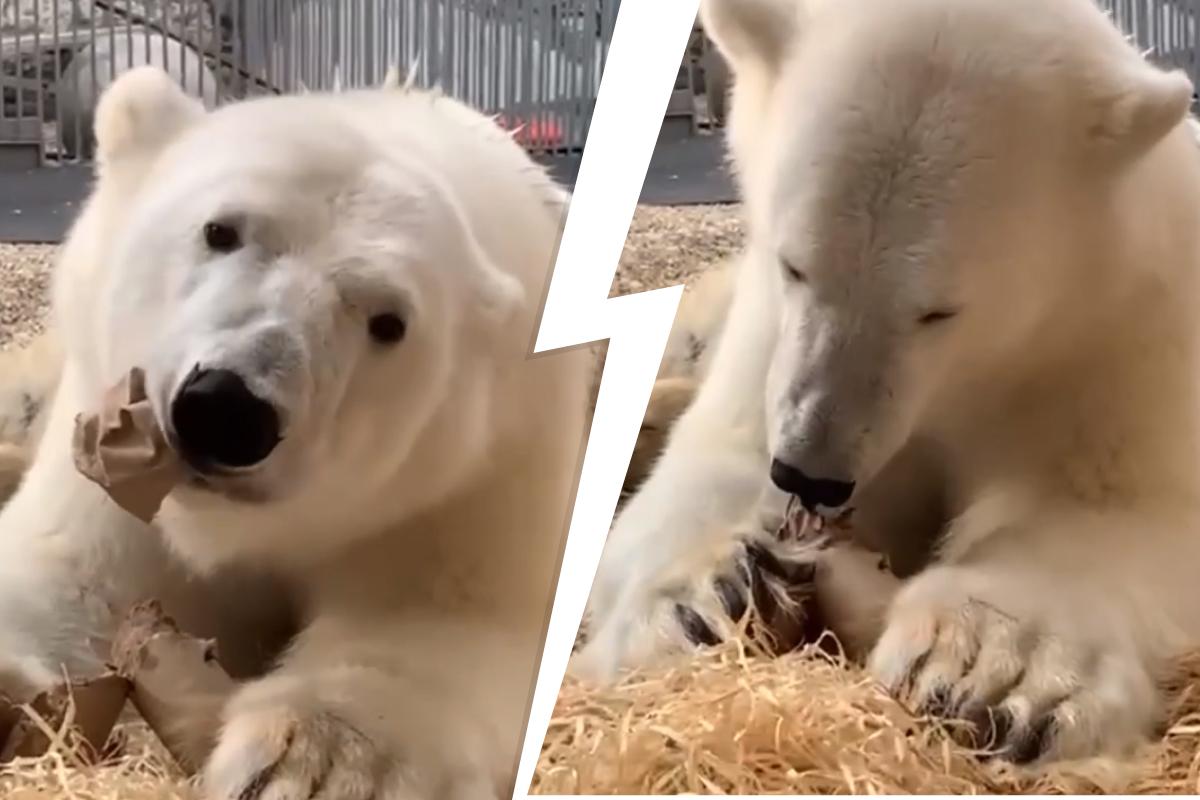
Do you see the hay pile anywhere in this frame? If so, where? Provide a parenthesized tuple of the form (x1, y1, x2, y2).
(533, 642, 1200, 795)
(0, 721, 194, 799)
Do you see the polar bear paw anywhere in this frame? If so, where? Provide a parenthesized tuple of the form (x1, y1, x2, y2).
(867, 567, 1161, 764)
(204, 675, 496, 800)
(572, 533, 820, 682)
(205, 705, 388, 800)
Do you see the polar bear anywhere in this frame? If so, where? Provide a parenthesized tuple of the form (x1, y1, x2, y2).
(0, 66, 590, 799)
(576, 0, 1200, 767)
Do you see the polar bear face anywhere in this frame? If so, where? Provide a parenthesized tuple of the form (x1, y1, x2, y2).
(703, 0, 1194, 508)
(83, 70, 527, 565)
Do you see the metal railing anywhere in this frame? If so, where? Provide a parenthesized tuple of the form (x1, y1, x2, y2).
(0, 0, 619, 166)
(1098, 0, 1200, 77)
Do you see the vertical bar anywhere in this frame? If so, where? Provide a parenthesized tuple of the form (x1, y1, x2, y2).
(558, 0, 568, 152)
(285, 0, 295, 92)
(181, 0, 192, 96)
(75, 0, 86, 164)
(487, 0, 497, 112)
(34, 0, 45, 162)
(233, 0, 244, 96)
(564, 0, 575, 151)
(314, 0, 323, 91)
(521, 0, 533, 141)
(124, 0, 132, 91)
(447, 0, 454, 94)
(541, 0, 552, 152)
(88, 0, 99, 160)
(581, 0, 597, 151)
(260, 0, 271, 91)
(157, 0, 168, 87)
(422, 0, 432, 89)
(399, 0, 409, 81)
(102, 0, 111, 111)
(445, 0, 455, 96)
(507, 0, 518, 116)
(52, 0, 65, 160)
(400, 0, 409, 87)
(142, 0, 152, 96)
(6, 0, 19, 147)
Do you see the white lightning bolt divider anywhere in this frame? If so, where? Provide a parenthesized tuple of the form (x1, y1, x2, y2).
(512, 1, 702, 796)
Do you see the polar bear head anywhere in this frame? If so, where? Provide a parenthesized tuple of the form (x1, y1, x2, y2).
(702, 0, 1198, 511)
(71, 67, 553, 568)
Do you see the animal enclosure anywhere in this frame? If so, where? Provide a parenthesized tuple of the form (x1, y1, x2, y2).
(0, 0, 620, 168)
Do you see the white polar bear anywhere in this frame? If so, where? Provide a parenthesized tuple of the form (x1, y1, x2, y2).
(577, 0, 1200, 767)
(0, 66, 590, 799)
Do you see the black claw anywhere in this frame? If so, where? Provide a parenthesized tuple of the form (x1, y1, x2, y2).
(713, 574, 748, 622)
(674, 603, 722, 647)
(748, 563, 781, 618)
(974, 706, 1015, 760)
(734, 555, 753, 587)
(958, 702, 1006, 753)
(237, 770, 273, 800)
(746, 542, 792, 581)
(920, 684, 955, 718)
(1007, 715, 1053, 766)
(748, 540, 816, 585)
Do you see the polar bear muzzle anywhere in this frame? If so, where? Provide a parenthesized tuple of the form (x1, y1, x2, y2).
(170, 366, 282, 471)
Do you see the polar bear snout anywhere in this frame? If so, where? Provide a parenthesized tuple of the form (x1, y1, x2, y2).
(171, 366, 282, 471)
(768, 457, 855, 513)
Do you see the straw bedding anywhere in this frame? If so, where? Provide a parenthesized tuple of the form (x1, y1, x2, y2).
(532, 640, 1200, 795)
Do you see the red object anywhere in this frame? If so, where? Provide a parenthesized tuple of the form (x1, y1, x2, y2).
(494, 114, 565, 149)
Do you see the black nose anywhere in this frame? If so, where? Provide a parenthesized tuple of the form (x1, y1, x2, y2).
(769, 458, 855, 512)
(171, 368, 281, 470)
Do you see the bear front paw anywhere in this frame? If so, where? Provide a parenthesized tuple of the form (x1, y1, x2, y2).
(572, 535, 820, 681)
(204, 703, 391, 800)
(204, 676, 498, 800)
(867, 567, 1161, 764)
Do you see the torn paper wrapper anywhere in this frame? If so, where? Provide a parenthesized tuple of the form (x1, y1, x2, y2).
(0, 674, 131, 764)
(111, 600, 236, 776)
(72, 368, 186, 523)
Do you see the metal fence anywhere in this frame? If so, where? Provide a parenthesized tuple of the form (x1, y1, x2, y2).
(1098, 0, 1200, 77)
(0, 0, 619, 168)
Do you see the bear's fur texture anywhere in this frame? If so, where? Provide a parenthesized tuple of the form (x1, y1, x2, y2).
(576, 0, 1200, 767)
(0, 66, 590, 800)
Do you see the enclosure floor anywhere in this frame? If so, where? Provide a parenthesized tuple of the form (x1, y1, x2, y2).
(0, 131, 737, 245)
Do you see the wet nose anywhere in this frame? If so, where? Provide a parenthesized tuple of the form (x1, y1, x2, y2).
(769, 458, 855, 512)
(171, 368, 280, 470)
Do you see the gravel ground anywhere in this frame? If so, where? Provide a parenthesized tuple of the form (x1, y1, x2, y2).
(0, 243, 55, 351)
(0, 204, 745, 352)
(611, 204, 744, 297)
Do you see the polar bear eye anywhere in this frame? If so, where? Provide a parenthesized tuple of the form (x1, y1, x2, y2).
(918, 309, 959, 326)
(368, 313, 407, 345)
(203, 221, 242, 253)
(780, 259, 808, 284)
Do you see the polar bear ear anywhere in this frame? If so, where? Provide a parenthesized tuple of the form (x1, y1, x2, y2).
(1086, 62, 1194, 159)
(700, 0, 803, 75)
(93, 65, 206, 173)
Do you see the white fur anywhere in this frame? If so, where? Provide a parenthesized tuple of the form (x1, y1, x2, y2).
(0, 66, 589, 799)
(576, 0, 1200, 766)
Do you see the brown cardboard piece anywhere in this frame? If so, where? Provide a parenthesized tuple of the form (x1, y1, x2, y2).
(110, 600, 236, 776)
(0, 674, 131, 764)
(72, 368, 186, 523)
